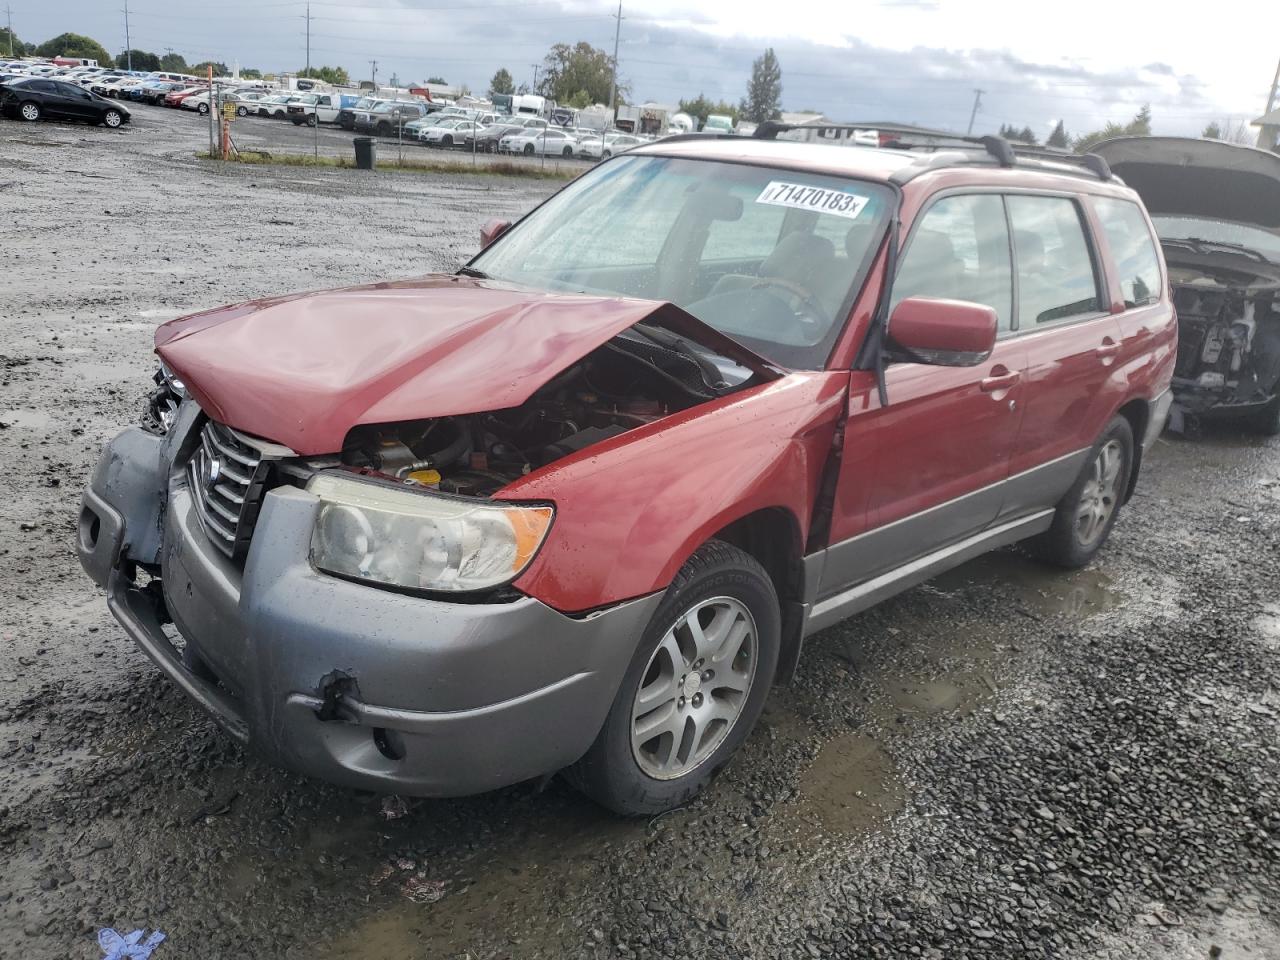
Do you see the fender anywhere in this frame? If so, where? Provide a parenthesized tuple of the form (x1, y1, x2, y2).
(503, 372, 850, 613)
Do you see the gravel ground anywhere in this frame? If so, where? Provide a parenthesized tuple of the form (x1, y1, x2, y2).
(2, 108, 1279, 960)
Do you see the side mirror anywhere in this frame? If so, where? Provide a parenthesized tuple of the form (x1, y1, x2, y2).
(888, 297, 997, 367)
(480, 218, 512, 250)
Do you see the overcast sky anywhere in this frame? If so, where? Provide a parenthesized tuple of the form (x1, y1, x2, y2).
(14, 0, 1274, 138)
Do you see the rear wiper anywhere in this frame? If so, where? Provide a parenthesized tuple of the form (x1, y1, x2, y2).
(457, 266, 490, 279)
(632, 322, 729, 392)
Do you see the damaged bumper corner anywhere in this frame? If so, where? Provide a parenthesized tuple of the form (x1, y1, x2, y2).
(77, 420, 663, 797)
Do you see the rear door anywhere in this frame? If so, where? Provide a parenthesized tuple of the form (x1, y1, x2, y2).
(998, 192, 1123, 517)
(822, 191, 1026, 594)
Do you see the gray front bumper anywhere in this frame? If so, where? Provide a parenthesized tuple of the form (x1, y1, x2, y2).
(77, 415, 662, 797)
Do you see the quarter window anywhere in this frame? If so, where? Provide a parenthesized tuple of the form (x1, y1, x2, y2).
(893, 194, 1013, 332)
(1006, 195, 1102, 326)
(1093, 198, 1162, 307)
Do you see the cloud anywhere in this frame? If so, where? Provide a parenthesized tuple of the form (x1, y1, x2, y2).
(17, 0, 1257, 135)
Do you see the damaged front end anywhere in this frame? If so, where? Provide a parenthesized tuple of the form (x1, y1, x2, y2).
(1167, 247, 1280, 421)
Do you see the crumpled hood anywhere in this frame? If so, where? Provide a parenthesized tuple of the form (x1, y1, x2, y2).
(155, 275, 777, 455)
(1093, 136, 1280, 231)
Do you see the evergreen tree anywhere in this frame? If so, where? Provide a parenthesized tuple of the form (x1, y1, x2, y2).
(740, 48, 782, 124)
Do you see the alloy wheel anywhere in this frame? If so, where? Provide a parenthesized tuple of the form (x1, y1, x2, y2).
(630, 596, 757, 780)
(1076, 439, 1123, 546)
(19, 102, 39, 121)
(104, 111, 122, 128)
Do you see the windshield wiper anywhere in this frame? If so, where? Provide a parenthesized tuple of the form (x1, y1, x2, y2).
(632, 322, 729, 392)
(1163, 237, 1270, 264)
(456, 266, 490, 279)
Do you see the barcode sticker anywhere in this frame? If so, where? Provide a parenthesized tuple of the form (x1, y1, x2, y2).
(756, 181, 870, 219)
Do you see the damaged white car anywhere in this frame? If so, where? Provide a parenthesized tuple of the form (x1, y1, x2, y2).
(1095, 136, 1280, 434)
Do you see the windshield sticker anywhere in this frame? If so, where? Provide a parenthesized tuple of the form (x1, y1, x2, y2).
(756, 181, 870, 219)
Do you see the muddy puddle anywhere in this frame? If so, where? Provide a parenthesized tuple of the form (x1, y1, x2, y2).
(785, 733, 905, 835)
(310, 799, 644, 959)
(932, 549, 1123, 621)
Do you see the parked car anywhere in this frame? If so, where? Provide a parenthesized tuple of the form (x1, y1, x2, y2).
(163, 86, 206, 108)
(76, 131, 1174, 816)
(601, 133, 645, 158)
(355, 101, 426, 137)
(499, 126, 578, 156)
(138, 81, 183, 106)
(222, 90, 273, 116)
(1, 77, 131, 126)
(1092, 136, 1280, 434)
(576, 131, 605, 160)
(337, 96, 378, 130)
(256, 94, 301, 119)
(286, 92, 355, 126)
(466, 122, 523, 153)
(419, 117, 479, 147)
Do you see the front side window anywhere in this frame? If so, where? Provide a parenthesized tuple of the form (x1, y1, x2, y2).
(471, 155, 893, 368)
(892, 193, 1013, 332)
(1007, 195, 1102, 326)
(1092, 198, 1162, 307)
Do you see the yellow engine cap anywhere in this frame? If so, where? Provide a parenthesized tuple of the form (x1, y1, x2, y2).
(406, 468, 442, 486)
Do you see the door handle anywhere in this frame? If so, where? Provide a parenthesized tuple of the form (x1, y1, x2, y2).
(980, 370, 1020, 393)
(1096, 338, 1120, 362)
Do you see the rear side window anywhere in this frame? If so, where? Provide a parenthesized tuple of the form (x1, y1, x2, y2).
(1092, 198, 1162, 307)
(1006, 196, 1102, 326)
(893, 194, 1013, 332)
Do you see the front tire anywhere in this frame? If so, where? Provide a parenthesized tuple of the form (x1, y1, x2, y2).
(18, 101, 41, 122)
(197, 102, 209, 115)
(102, 109, 123, 128)
(567, 540, 780, 816)
(306, 115, 317, 127)
(1030, 415, 1134, 568)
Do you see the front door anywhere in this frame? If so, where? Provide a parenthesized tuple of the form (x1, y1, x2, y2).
(822, 192, 1024, 595)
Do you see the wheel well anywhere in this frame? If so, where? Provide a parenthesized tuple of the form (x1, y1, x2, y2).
(710, 508, 806, 685)
(1116, 398, 1149, 503)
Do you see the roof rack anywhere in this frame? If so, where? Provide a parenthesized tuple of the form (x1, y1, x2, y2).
(753, 120, 1113, 183)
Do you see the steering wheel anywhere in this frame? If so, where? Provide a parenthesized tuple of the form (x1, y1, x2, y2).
(747, 276, 827, 327)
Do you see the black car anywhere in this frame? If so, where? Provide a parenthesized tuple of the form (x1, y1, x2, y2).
(467, 123, 523, 153)
(1, 78, 131, 127)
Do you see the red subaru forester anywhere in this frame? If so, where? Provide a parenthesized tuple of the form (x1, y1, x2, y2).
(78, 127, 1175, 815)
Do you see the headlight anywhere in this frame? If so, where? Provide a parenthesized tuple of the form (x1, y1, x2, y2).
(307, 473, 553, 594)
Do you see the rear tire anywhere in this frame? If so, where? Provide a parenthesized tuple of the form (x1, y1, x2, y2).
(566, 540, 780, 816)
(1029, 415, 1134, 569)
(237, 105, 248, 117)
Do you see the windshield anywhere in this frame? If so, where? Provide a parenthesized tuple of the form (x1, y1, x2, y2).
(471, 155, 892, 368)
(1152, 216, 1280, 264)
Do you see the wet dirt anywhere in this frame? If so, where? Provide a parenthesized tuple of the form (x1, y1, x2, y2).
(4, 110, 1280, 960)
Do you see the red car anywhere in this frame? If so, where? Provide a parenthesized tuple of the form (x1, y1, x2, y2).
(162, 85, 205, 108)
(78, 128, 1175, 815)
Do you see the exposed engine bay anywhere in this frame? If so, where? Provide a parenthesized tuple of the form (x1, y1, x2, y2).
(340, 324, 754, 495)
(1168, 258, 1280, 414)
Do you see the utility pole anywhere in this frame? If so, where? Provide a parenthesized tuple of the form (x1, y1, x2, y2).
(607, 0, 623, 116)
(5, 6, 13, 59)
(123, 0, 132, 70)
(369, 59, 377, 88)
(966, 88, 984, 136)
(1258, 56, 1280, 150)
(529, 63, 540, 94)
(304, 3, 311, 77)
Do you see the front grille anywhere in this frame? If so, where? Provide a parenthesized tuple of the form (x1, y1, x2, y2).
(187, 419, 271, 559)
